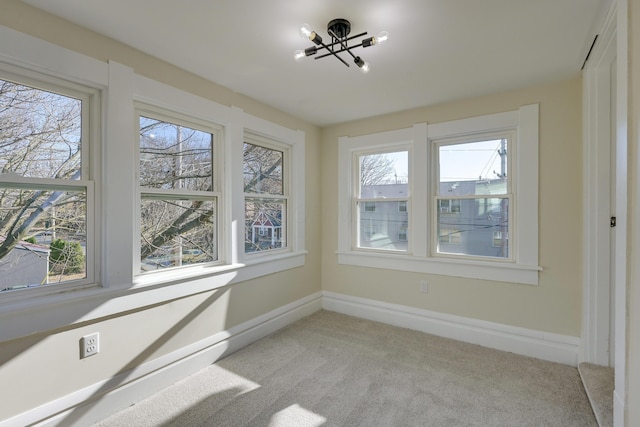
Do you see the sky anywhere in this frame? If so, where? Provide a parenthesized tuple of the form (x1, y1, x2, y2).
(382, 139, 506, 184)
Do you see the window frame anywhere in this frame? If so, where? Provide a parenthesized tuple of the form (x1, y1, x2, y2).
(0, 27, 306, 330)
(432, 132, 514, 261)
(338, 106, 540, 285)
(0, 65, 101, 296)
(352, 146, 411, 254)
(243, 133, 290, 257)
(134, 103, 224, 275)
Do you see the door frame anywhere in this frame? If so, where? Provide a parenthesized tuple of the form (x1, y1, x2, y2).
(582, 3, 617, 367)
(582, 1, 628, 425)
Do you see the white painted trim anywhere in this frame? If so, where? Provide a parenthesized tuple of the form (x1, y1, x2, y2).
(582, 2, 628, 425)
(2, 289, 587, 426)
(612, 1, 628, 426)
(337, 107, 540, 285)
(613, 389, 624, 427)
(322, 291, 580, 366)
(337, 127, 415, 254)
(0, 28, 308, 337)
(581, 3, 617, 367)
(1, 292, 323, 427)
(0, 26, 108, 88)
(337, 251, 540, 285)
(239, 111, 306, 259)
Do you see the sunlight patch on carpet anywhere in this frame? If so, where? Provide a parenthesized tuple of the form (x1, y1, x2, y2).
(269, 404, 326, 426)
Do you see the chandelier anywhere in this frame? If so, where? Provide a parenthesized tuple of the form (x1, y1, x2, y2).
(294, 19, 389, 73)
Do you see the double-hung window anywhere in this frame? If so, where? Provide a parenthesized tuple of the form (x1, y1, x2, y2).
(354, 149, 409, 252)
(243, 135, 288, 254)
(137, 107, 221, 272)
(338, 105, 539, 285)
(434, 134, 512, 259)
(0, 73, 98, 291)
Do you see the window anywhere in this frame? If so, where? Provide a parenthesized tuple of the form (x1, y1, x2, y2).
(0, 28, 307, 335)
(338, 106, 539, 285)
(493, 230, 508, 247)
(438, 199, 460, 213)
(435, 136, 511, 259)
(137, 108, 220, 272)
(355, 150, 409, 252)
(398, 224, 408, 241)
(243, 136, 288, 254)
(0, 74, 97, 292)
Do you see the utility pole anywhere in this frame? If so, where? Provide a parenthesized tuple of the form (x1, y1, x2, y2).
(499, 139, 508, 257)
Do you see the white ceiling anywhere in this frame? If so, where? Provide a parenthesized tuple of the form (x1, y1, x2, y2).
(23, 0, 607, 126)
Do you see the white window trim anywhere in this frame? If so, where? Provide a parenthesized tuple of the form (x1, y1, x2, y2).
(338, 105, 540, 285)
(134, 103, 225, 275)
(0, 25, 306, 336)
(242, 133, 291, 258)
(432, 131, 514, 261)
(0, 28, 106, 303)
(131, 75, 306, 288)
(353, 146, 412, 254)
(239, 112, 306, 262)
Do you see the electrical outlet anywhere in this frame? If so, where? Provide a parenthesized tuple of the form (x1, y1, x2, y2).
(81, 332, 99, 358)
(419, 280, 428, 293)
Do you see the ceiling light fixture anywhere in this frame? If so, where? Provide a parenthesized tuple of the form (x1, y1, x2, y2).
(294, 19, 388, 74)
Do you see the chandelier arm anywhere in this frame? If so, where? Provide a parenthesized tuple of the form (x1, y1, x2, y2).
(317, 39, 350, 67)
(307, 32, 368, 52)
(328, 29, 360, 62)
(313, 42, 366, 60)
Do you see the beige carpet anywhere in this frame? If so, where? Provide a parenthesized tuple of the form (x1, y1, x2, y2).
(93, 310, 597, 426)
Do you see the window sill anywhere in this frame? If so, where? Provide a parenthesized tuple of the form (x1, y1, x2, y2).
(0, 250, 306, 342)
(337, 250, 540, 285)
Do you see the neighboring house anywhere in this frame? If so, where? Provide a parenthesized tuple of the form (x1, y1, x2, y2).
(0, 239, 49, 291)
(247, 210, 283, 250)
(437, 179, 509, 258)
(359, 183, 409, 251)
(360, 179, 508, 257)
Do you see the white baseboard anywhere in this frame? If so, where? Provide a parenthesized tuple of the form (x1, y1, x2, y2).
(2, 291, 322, 427)
(322, 291, 580, 366)
(613, 389, 624, 427)
(3, 289, 583, 426)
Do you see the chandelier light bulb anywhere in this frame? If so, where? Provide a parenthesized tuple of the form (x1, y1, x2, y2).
(294, 49, 305, 61)
(355, 56, 370, 73)
(299, 24, 313, 39)
(375, 31, 389, 45)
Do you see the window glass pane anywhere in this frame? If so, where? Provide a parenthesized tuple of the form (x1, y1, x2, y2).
(437, 197, 509, 258)
(0, 79, 82, 180)
(358, 200, 408, 251)
(140, 198, 216, 271)
(243, 143, 283, 195)
(359, 151, 408, 198)
(0, 188, 87, 290)
(438, 139, 507, 196)
(139, 116, 213, 191)
(398, 225, 408, 241)
(245, 198, 286, 253)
